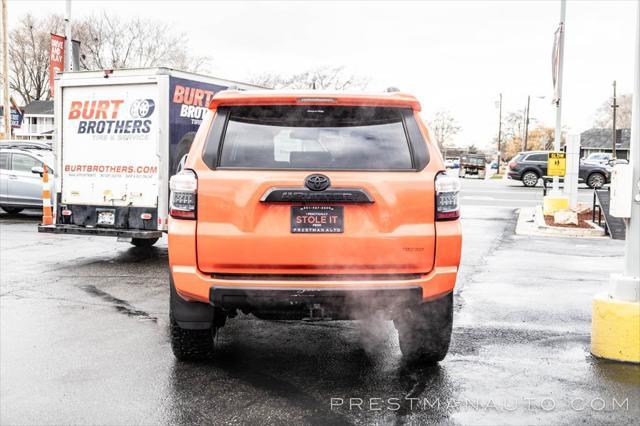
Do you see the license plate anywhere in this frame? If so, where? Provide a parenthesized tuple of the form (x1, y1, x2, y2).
(97, 210, 115, 226)
(291, 206, 343, 233)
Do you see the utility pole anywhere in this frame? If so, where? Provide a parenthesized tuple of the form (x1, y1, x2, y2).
(524, 95, 531, 152)
(612, 80, 619, 160)
(497, 93, 502, 174)
(2, 0, 10, 139)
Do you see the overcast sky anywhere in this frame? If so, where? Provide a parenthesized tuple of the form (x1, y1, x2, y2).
(8, 0, 638, 148)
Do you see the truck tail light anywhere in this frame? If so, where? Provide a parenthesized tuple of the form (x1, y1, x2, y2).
(435, 172, 461, 221)
(169, 170, 197, 220)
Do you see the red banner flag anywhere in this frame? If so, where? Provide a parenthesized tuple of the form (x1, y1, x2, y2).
(49, 34, 65, 98)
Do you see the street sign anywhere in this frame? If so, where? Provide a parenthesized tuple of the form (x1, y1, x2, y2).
(548, 152, 566, 176)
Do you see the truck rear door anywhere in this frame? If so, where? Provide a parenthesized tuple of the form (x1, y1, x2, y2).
(60, 83, 160, 209)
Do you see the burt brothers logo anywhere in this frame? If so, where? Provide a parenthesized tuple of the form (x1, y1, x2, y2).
(67, 99, 155, 135)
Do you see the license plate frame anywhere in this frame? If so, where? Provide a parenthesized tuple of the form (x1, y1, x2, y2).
(96, 209, 116, 227)
(291, 206, 343, 234)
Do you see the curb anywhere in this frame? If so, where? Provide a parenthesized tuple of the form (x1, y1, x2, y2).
(591, 294, 640, 363)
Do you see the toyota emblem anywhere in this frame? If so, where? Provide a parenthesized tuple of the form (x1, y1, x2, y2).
(304, 174, 331, 191)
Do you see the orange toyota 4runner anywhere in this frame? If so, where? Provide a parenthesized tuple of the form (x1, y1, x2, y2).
(168, 91, 462, 363)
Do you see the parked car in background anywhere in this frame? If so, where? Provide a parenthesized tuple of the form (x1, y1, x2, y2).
(508, 150, 611, 188)
(459, 154, 486, 178)
(583, 152, 612, 166)
(444, 159, 455, 168)
(490, 160, 499, 170)
(452, 158, 460, 169)
(167, 90, 462, 363)
(0, 141, 54, 214)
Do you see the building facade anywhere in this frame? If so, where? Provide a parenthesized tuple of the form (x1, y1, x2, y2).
(580, 128, 630, 160)
(13, 101, 54, 141)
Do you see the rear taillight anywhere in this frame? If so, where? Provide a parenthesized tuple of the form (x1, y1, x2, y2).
(169, 170, 197, 220)
(435, 172, 461, 221)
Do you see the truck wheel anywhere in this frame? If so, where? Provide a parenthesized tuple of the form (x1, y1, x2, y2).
(587, 172, 605, 189)
(0, 206, 23, 214)
(394, 292, 453, 364)
(131, 238, 158, 247)
(522, 171, 539, 187)
(170, 308, 216, 362)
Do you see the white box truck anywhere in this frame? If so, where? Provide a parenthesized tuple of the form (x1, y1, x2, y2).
(38, 68, 262, 246)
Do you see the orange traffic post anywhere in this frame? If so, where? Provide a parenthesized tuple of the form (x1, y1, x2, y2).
(41, 164, 53, 225)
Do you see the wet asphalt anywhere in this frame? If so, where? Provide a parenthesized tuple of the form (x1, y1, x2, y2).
(1, 179, 638, 425)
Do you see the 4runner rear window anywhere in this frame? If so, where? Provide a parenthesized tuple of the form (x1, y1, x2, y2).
(209, 106, 417, 170)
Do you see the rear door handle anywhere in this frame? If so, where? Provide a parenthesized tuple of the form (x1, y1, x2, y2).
(8, 175, 18, 180)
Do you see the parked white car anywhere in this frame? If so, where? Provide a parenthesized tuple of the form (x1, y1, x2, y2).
(0, 141, 55, 214)
(583, 152, 612, 166)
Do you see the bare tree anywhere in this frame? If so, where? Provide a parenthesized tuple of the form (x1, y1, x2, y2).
(501, 111, 524, 141)
(593, 93, 632, 128)
(8, 14, 64, 103)
(76, 12, 210, 71)
(428, 110, 461, 151)
(9, 12, 210, 104)
(249, 66, 368, 90)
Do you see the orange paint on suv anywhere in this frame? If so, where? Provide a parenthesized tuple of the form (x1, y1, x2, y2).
(168, 90, 462, 362)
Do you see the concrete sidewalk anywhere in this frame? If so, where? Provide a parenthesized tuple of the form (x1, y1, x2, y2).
(451, 208, 638, 425)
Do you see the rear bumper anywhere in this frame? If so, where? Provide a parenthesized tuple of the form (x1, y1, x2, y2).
(169, 218, 462, 305)
(38, 224, 162, 239)
(507, 171, 521, 180)
(172, 264, 458, 305)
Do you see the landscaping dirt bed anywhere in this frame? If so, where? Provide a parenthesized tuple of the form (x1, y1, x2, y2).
(544, 210, 597, 228)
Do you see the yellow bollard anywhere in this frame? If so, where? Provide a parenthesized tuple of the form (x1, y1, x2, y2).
(542, 194, 569, 216)
(591, 294, 640, 363)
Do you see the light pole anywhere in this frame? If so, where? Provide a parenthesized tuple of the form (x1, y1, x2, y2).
(623, 0, 639, 286)
(523, 95, 546, 152)
(65, 0, 73, 72)
(543, 0, 570, 215)
(552, 0, 566, 194)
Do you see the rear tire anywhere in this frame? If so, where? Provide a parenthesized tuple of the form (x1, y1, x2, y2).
(170, 308, 216, 362)
(131, 237, 158, 247)
(522, 171, 539, 187)
(394, 292, 453, 364)
(587, 172, 605, 189)
(1, 206, 24, 214)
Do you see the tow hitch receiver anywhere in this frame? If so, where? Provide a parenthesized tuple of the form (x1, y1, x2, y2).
(303, 303, 332, 321)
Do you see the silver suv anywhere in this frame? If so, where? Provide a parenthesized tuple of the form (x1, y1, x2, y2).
(0, 141, 54, 214)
